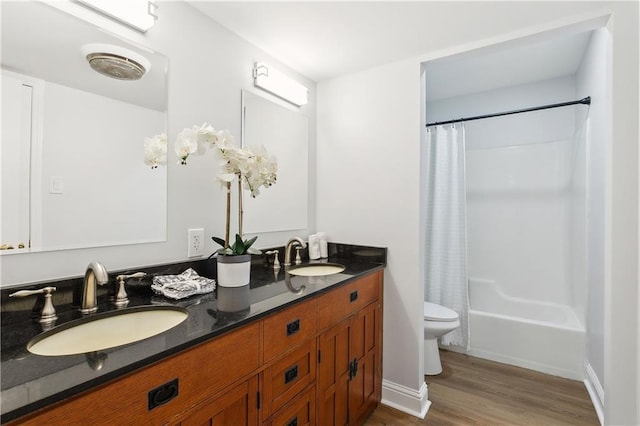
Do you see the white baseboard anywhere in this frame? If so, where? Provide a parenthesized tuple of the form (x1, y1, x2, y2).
(381, 379, 431, 419)
(584, 363, 604, 425)
(465, 347, 583, 380)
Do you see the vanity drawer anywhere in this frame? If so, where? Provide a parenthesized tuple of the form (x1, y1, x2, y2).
(266, 385, 316, 426)
(263, 298, 318, 363)
(261, 338, 317, 420)
(318, 272, 380, 330)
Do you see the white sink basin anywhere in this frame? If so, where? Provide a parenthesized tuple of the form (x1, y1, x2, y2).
(27, 306, 188, 356)
(287, 263, 346, 277)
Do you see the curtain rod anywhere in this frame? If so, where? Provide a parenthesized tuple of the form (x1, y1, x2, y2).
(425, 96, 591, 127)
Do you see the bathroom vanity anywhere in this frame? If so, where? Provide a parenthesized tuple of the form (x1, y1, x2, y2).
(0, 244, 385, 425)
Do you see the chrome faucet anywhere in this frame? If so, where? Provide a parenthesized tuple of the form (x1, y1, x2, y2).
(74, 261, 109, 314)
(284, 237, 307, 266)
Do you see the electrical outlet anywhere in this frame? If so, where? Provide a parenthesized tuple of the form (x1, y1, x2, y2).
(187, 228, 205, 258)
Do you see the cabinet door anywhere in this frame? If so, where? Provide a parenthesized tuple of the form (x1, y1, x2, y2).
(176, 376, 258, 426)
(349, 302, 382, 425)
(317, 319, 350, 426)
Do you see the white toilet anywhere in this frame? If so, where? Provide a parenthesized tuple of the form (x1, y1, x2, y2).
(424, 301, 460, 375)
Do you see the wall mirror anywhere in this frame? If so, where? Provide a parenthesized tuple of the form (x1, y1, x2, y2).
(241, 90, 308, 233)
(1, 2, 168, 253)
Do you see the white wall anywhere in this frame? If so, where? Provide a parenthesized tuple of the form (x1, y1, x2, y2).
(427, 76, 578, 147)
(318, 3, 638, 424)
(0, 1, 317, 286)
(39, 81, 166, 251)
(576, 27, 609, 416)
(318, 58, 425, 414)
(602, 6, 639, 422)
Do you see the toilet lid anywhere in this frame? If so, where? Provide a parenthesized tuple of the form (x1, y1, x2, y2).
(424, 302, 459, 322)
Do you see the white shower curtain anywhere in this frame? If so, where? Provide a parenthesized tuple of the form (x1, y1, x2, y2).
(424, 124, 469, 348)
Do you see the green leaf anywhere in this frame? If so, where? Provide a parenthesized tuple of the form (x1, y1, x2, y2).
(213, 233, 260, 256)
(212, 236, 226, 248)
(243, 235, 258, 250)
(234, 234, 246, 254)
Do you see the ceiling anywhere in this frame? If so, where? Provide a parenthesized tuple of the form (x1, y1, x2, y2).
(187, 1, 595, 86)
(1, 1, 167, 111)
(425, 30, 591, 101)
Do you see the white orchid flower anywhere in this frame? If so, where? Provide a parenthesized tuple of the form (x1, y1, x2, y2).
(215, 129, 235, 151)
(143, 133, 167, 169)
(175, 128, 199, 165)
(193, 123, 219, 151)
(237, 145, 277, 197)
(149, 122, 279, 249)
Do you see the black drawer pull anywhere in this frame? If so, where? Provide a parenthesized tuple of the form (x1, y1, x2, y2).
(287, 416, 298, 426)
(284, 364, 299, 384)
(287, 318, 301, 336)
(148, 378, 179, 411)
(350, 290, 359, 303)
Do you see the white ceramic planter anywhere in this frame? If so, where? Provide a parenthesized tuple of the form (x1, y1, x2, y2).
(216, 254, 251, 288)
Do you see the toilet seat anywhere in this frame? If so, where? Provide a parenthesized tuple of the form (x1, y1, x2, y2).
(424, 301, 459, 322)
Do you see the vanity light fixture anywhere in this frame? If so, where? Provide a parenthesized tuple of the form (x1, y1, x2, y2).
(81, 43, 151, 81)
(253, 63, 308, 106)
(76, 0, 158, 33)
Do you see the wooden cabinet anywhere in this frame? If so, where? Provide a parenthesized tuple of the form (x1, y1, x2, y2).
(266, 385, 316, 426)
(348, 302, 382, 425)
(263, 298, 318, 363)
(175, 377, 259, 426)
(10, 271, 383, 426)
(318, 272, 379, 331)
(317, 320, 351, 425)
(11, 322, 261, 426)
(317, 271, 383, 426)
(261, 337, 317, 420)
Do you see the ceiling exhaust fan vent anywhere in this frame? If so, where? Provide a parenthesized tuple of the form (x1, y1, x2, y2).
(81, 43, 151, 81)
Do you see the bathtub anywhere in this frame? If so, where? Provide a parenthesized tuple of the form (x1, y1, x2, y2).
(463, 278, 586, 380)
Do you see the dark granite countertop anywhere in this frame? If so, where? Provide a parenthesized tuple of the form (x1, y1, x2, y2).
(0, 243, 386, 423)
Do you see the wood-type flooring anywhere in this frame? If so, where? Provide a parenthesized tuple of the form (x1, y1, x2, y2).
(364, 350, 599, 425)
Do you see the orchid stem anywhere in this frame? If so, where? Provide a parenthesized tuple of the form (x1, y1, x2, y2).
(238, 178, 244, 239)
(225, 181, 231, 248)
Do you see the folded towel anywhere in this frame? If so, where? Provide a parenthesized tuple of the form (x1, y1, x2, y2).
(151, 268, 216, 300)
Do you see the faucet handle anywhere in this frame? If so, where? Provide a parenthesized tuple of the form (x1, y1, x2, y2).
(265, 250, 281, 269)
(295, 246, 303, 265)
(118, 272, 147, 280)
(284, 237, 307, 266)
(113, 272, 146, 308)
(10, 286, 58, 324)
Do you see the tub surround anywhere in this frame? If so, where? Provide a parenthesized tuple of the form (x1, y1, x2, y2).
(466, 277, 586, 379)
(0, 243, 386, 423)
